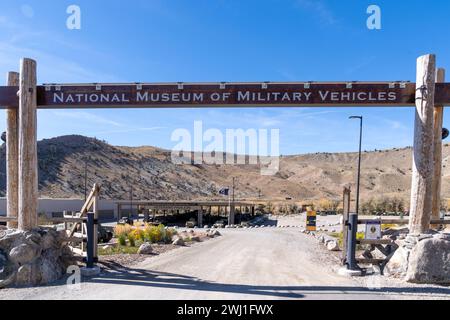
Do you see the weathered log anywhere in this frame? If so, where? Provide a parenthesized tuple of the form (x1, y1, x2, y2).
(409, 54, 436, 234)
(18, 58, 38, 231)
(6, 71, 19, 229)
(431, 68, 445, 228)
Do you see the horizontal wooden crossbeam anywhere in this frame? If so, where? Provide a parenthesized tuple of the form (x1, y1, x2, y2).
(358, 218, 450, 225)
(1, 81, 450, 108)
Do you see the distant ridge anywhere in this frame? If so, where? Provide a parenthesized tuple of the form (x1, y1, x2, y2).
(0, 135, 449, 203)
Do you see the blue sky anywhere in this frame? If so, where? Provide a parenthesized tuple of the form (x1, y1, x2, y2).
(0, 0, 449, 155)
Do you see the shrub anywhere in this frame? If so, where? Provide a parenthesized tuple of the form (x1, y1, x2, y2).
(127, 234, 135, 247)
(131, 228, 146, 241)
(114, 224, 132, 238)
(142, 224, 175, 243)
(118, 234, 126, 246)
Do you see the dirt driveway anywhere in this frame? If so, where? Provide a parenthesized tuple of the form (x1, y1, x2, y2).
(0, 216, 449, 300)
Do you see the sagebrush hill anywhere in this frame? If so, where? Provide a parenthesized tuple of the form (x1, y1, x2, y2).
(0, 135, 449, 203)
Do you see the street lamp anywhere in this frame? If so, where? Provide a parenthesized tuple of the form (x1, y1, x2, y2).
(349, 116, 363, 216)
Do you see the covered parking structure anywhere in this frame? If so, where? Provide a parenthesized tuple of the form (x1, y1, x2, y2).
(115, 200, 256, 227)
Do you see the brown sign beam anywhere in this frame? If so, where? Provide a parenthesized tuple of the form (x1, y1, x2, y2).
(1, 82, 450, 109)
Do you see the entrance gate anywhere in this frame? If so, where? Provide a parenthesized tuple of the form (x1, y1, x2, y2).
(0, 54, 449, 246)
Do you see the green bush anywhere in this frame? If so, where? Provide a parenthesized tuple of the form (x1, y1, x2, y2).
(143, 224, 175, 243)
(127, 234, 136, 247)
(118, 234, 126, 246)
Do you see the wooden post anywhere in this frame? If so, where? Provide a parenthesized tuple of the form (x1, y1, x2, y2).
(409, 54, 436, 234)
(6, 71, 19, 229)
(431, 68, 445, 228)
(93, 184, 99, 260)
(18, 58, 38, 231)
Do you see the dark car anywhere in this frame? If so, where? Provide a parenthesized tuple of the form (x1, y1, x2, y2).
(98, 225, 113, 243)
(118, 217, 134, 225)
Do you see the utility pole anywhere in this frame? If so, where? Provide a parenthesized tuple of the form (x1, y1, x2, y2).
(130, 183, 133, 219)
(232, 177, 235, 206)
(84, 158, 88, 202)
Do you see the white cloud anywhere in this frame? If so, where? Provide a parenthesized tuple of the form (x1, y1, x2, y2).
(51, 111, 123, 127)
(92, 127, 167, 135)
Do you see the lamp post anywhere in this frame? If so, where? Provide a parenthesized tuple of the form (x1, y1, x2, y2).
(345, 115, 363, 272)
(349, 116, 363, 215)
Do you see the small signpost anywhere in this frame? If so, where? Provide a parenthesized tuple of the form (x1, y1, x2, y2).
(306, 209, 317, 232)
(365, 220, 382, 240)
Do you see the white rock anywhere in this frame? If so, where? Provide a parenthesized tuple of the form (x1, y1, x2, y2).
(326, 240, 340, 251)
(406, 238, 450, 284)
(172, 237, 185, 246)
(137, 243, 153, 255)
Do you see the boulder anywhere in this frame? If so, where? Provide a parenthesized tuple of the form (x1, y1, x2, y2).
(0, 227, 74, 288)
(172, 237, 185, 246)
(0, 230, 23, 251)
(137, 243, 153, 255)
(16, 264, 35, 286)
(0, 250, 6, 273)
(406, 237, 450, 284)
(326, 240, 340, 251)
(40, 232, 57, 250)
(9, 243, 41, 265)
(190, 236, 201, 242)
(212, 230, 221, 237)
(25, 232, 41, 245)
(38, 256, 63, 284)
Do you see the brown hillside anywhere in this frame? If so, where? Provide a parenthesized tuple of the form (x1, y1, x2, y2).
(0, 135, 449, 203)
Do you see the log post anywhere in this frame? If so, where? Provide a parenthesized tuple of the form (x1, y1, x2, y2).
(18, 58, 38, 231)
(431, 68, 445, 228)
(6, 71, 19, 229)
(409, 54, 436, 234)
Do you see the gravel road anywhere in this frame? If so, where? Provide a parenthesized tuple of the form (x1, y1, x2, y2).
(0, 216, 449, 300)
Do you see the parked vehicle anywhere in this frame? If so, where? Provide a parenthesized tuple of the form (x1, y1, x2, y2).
(213, 219, 226, 228)
(118, 217, 134, 225)
(98, 225, 113, 243)
(185, 218, 197, 228)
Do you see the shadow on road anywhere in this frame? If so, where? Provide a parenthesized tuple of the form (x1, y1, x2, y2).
(84, 260, 450, 299)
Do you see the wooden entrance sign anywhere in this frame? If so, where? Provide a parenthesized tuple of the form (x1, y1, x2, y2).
(1, 54, 448, 236)
(0, 81, 450, 109)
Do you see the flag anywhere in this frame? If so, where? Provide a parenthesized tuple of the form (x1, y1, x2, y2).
(219, 188, 229, 196)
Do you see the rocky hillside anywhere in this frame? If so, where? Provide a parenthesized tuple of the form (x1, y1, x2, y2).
(0, 135, 449, 203)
